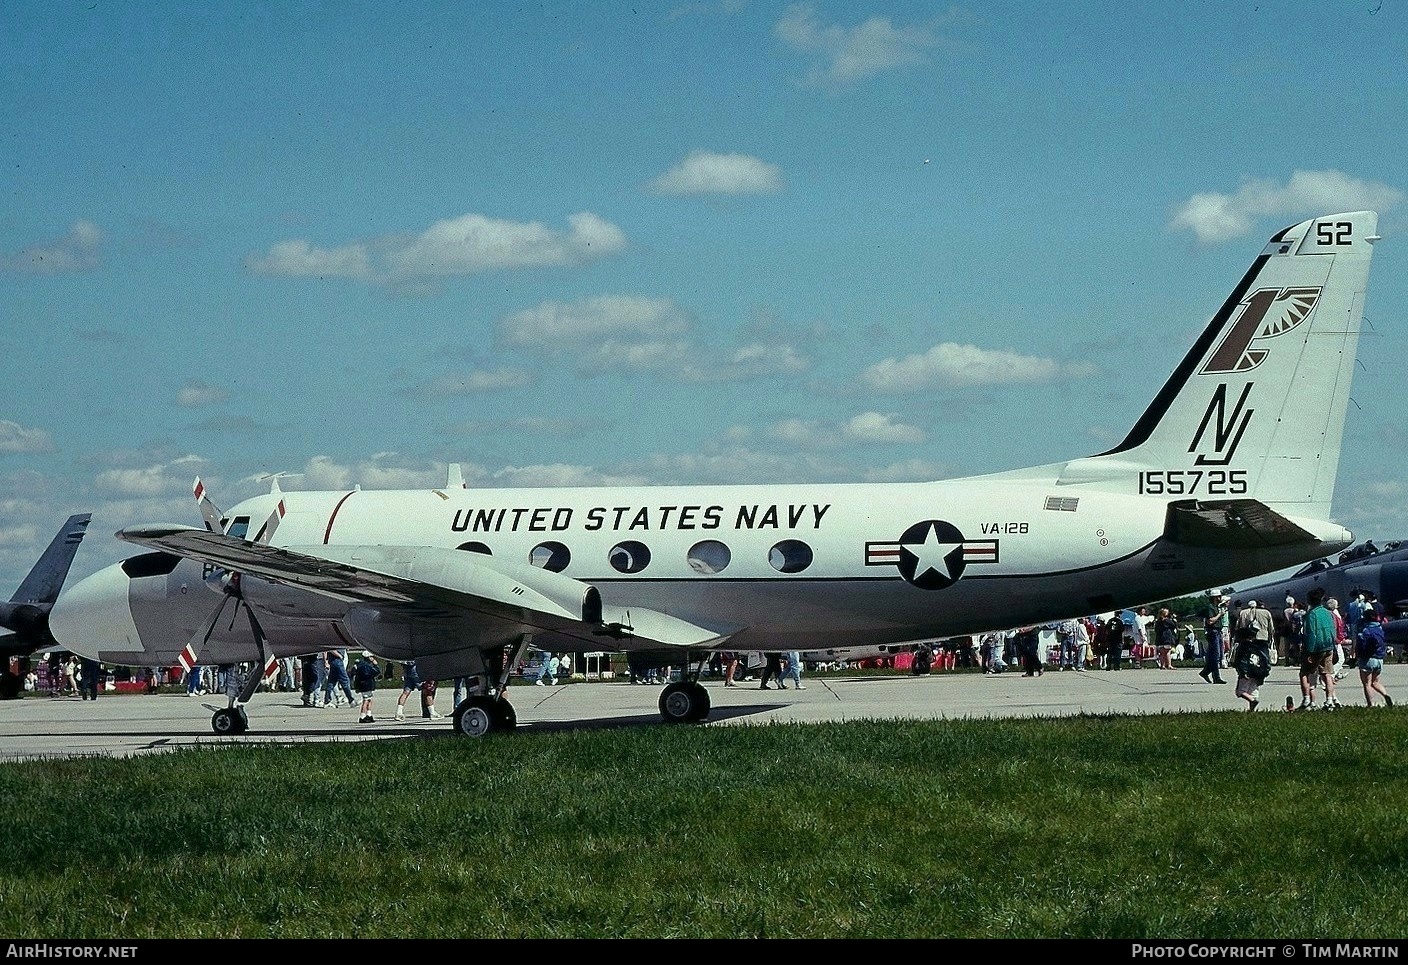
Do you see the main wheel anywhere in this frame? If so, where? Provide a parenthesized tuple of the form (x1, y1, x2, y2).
(659, 681, 710, 724)
(211, 707, 247, 735)
(491, 697, 518, 731)
(453, 696, 500, 737)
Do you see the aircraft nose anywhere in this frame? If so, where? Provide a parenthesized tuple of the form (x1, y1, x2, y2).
(49, 563, 145, 659)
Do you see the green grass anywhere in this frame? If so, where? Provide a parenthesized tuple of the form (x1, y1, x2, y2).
(1, 710, 1404, 938)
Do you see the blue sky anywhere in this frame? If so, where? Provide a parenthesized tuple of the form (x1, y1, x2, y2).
(2, 0, 1407, 590)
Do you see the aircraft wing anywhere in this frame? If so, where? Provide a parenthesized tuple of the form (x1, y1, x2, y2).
(115, 525, 731, 651)
(1163, 499, 1328, 549)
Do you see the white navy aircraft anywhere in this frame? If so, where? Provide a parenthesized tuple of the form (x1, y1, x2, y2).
(51, 211, 1380, 737)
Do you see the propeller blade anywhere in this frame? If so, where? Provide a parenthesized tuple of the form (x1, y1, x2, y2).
(251, 498, 286, 545)
(193, 477, 226, 534)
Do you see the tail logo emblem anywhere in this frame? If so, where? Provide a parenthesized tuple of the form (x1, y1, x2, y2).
(1200, 287, 1321, 375)
(865, 520, 999, 590)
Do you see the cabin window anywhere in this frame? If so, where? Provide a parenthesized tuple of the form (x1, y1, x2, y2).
(456, 542, 492, 555)
(687, 540, 731, 575)
(529, 541, 571, 572)
(768, 539, 813, 574)
(609, 540, 651, 574)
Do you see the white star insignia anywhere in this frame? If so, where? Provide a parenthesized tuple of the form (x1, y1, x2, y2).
(904, 523, 961, 581)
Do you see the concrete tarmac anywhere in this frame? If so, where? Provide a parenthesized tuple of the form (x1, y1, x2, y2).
(2, 662, 1402, 762)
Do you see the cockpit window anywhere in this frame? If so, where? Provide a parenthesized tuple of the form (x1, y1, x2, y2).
(120, 552, 182, 578)
(226, 516, 251, 540)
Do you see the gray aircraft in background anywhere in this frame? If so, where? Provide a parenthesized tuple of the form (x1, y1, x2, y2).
(0, 514, 93, 694)
(1228, 537, 1408, 651)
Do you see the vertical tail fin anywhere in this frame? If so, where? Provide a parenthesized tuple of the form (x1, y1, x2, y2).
(11, 513, 92, 606)
(1067, 211, 1377, 521)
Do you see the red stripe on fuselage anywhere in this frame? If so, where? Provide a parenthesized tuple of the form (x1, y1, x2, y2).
(323, 491, 357, 544)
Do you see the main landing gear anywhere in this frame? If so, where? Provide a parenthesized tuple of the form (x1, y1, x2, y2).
(447, 636, 527, 738)
(211, 705, 249, 735)
(453, 695, 517, 737)
(659, 679, 711, 723)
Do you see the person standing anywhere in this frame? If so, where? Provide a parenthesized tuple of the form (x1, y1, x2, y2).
(1356, 615, 1393, 708)
(759, 652, 784, 690)
(307, 652, 329, 707)
(1154, 608, 1179, 669)
(1241, 599, 1275, 658)
(299, 654, 319, 707)
(1103, 612, 1125, 671)
(1200, 594, 1228, 684)
(720, 651, 739, 687)
(322, 648, 356, 708)
(420, 678, 443, 719)
(351, 651, 381, 723)
(1327, 598, 1350, 682)
(1298, 588, 1340, 711)
(79, 657, 102, 700)
(394, 658, 422, 722)
(1231, 618, 1272, 712)
(781, 650, 805, 690)
(1016, 627, 1044, 677)
(186, 663, 205, 697)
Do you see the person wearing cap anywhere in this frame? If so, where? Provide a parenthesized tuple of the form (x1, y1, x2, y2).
(1200, 593, 1228, 684)
(1231, 609, 1272, 712)
(351, 650, 381, 723)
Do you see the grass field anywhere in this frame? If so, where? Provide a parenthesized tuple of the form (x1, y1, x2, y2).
(1, 709, 1404, 938)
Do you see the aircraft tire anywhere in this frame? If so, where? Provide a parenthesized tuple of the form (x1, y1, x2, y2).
(659, 681, 709, 724)
(492, 697, 518, 732)
(211, 707, 247, 735)
(453, 696, 499, 737)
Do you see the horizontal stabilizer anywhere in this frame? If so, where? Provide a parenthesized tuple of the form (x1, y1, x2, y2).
(1163, 499, 1331, 549)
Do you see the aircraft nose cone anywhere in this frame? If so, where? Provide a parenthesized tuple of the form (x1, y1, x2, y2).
(49, 563, 144, 659)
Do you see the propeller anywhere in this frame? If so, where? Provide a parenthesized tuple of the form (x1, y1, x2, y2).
(187, 477, 285, 707)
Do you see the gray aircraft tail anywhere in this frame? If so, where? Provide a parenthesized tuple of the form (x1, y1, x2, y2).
(0, 513, 92, 657)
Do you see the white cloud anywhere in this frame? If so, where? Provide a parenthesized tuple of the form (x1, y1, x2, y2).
(0, 421, 54, 454)
(0, 524, 39, 547)
(863, 458, 946, 483)
(775, 3, 939, 84)
(501, 297, 813, 383)
(291, 455, 437, 491)
(245, 211, 626, 292)
(500, 295, 692, 347)
(1, 220, 103, 275)
(681, 343, 810, 382)
(766, 411, 925, 448)
(484, 464, 648, 488)
(177, 380, 230, 408)
(862, 343, 1090, 392)
(387, 211, 625, 280)
(638, 447, 833, 485)
(1170, 170, 1405, 244)
(423, 368, 532, 395)
(648, 150, 784, 196)
(244, 239, 371, 278)
(94, 464, 185, 498)
(843, 411, 925, 444)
